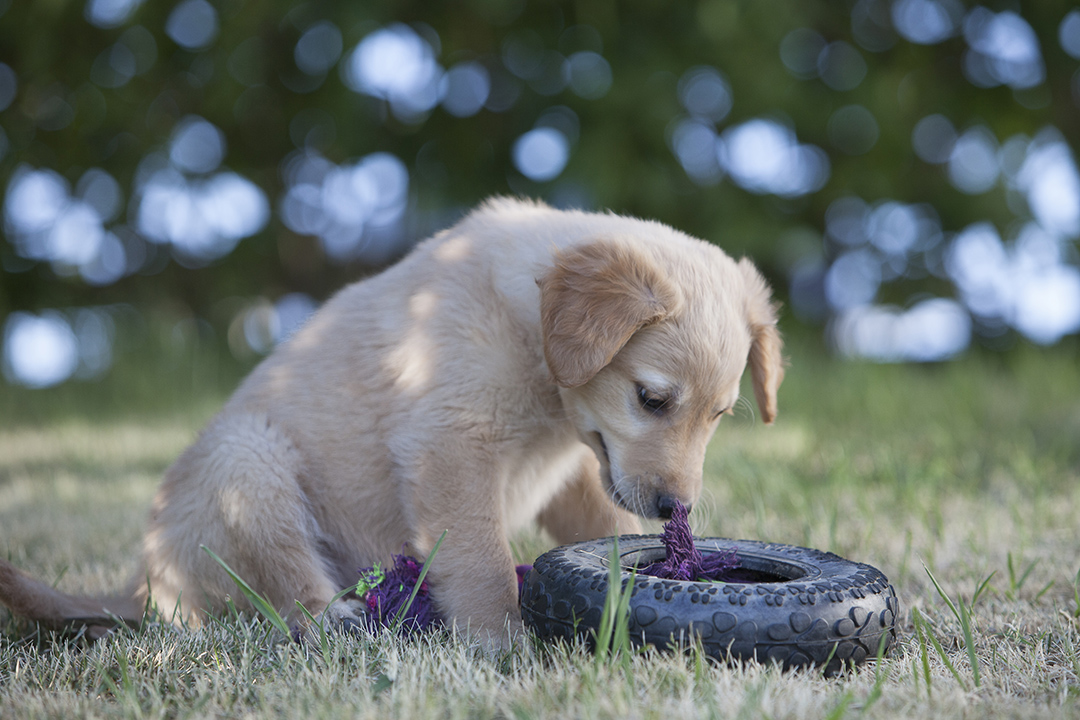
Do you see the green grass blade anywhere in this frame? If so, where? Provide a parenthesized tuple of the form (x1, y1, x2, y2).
(202, 545, 291, 636)
(958, 598, 981, 688)
(820, 641, 840, 676)
(924, 565, 985, 688)
(923, 565, 960, 625)
(613, 566, 635, 654)
(1072, 567, 1080, 619)
(594, 535, 620, 664)
(1034, 580, 1055, 602)
(972, 570, 996, 606)
(920, 612, 968, 691)
(594, 534, 638, 668)
(613, 564, 637, 676)
(1016, 559, 1039, 593)
(51, 565, 69, 589)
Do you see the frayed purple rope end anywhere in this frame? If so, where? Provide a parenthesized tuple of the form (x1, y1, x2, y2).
(361, 553, 440, 633)
(639, 501, 740, 582)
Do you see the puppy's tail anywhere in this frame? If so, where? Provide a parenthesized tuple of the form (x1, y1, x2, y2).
(0, 557, 147, 634)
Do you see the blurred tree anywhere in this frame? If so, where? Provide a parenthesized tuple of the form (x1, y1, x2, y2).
(1, 0, 1079, 387)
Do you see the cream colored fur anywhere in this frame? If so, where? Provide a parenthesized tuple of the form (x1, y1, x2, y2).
(0, 198, 784, 648)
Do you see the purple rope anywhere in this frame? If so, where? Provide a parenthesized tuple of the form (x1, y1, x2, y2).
(638, 501, 740, 582)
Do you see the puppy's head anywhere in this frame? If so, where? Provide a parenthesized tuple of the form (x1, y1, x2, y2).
(538, 239, 783, 519)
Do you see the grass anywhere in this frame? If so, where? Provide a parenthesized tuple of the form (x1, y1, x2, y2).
(2, 332, 1080, 718)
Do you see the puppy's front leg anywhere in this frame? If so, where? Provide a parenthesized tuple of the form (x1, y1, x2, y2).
(405, 460, 523, 649)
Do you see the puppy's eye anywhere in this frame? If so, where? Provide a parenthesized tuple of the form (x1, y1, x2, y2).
(636, 385, 669, 414)
(709, 403, 736, 421)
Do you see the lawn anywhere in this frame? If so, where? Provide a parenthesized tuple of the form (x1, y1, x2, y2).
(1, 335, 1079, 719)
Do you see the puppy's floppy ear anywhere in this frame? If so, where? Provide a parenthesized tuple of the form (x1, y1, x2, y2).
(738, 257, 785, 425)
(538, 241, 680, 388)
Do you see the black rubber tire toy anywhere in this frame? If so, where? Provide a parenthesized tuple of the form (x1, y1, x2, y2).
(520, 535, 899, 674)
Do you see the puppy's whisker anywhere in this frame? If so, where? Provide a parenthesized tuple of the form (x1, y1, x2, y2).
(695, 492, 717, 535)
(735, 394, 756, 423)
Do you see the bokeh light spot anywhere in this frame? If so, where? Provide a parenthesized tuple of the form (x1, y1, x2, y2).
(278, 151, 410, 263)
(947, 126, 1000, 194)
(166, 0, 219, 51)
(344, 23, 444, 122)
(85, 0, 145, 29)
(866, 201, 920, 254)
(911, 113, 956, 163)
(567, 51, 612, 100)
(80, 232, 127, 286)
(825, 249, 881, 309)
(77, 168, 123, 222)
(720, 119, 830, 198)
(295, 21, 343, 76)
(512, 127, 569, 182)
(169, 116, 225, 174)
(48, 201, 104, 267)
(670, 119, 723, 186)
(962, 8, 1044, 90)
(1016, 130, 1080, 238)
(677, 67, 732, 122)
(946, 221, 1080, 343)
(817, 41, 867, 91)
(5, 167, 69, 237)
(780, 28, 826, 79)
(0, 62, 17, 112)
(440, 62, 491, 117)
(2, 312, 79, 388)
(1011, 264, 1080, 344)
(891, 0, 963, 45)
(826, 196, 870, 247)
(502, 32, 545, 80)
(832, 298, 971, 362)
(1061, 11, 1080, 59)
(137, 161, 268, 264)
(946, 222, 1010, 317)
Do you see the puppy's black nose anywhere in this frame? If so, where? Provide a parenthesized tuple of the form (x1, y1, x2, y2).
(656, 495, 681, 519)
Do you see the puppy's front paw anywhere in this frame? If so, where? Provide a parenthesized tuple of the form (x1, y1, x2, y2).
(299, 596, 369, 642)
(461, 610, 528, 654)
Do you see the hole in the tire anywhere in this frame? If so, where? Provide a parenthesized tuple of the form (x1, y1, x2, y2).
(621, 547, 807, 584)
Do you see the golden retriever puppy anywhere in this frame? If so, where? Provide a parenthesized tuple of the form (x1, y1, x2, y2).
(0, 198, 783, 648)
